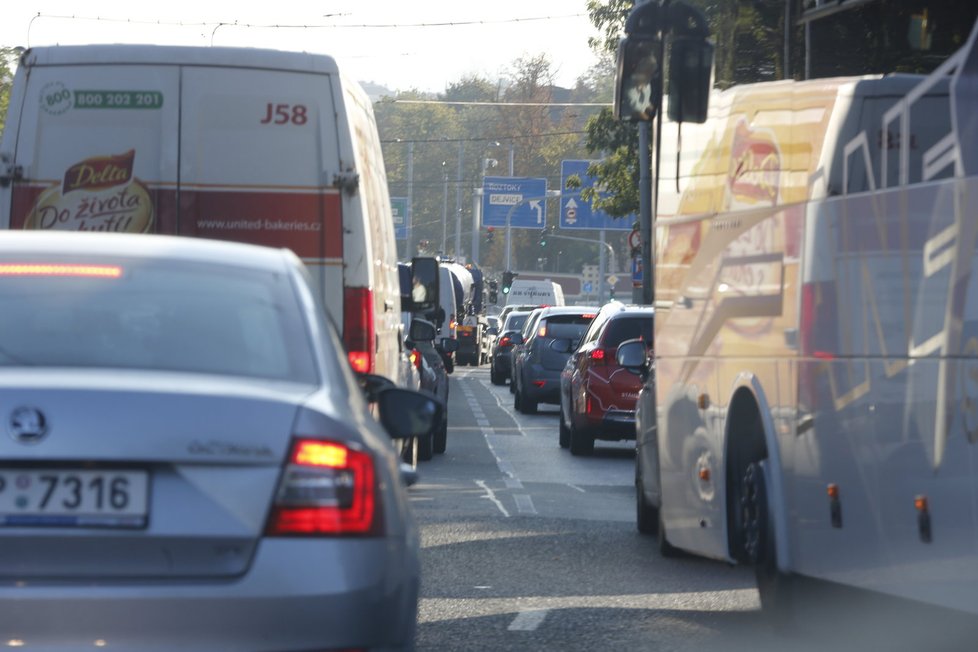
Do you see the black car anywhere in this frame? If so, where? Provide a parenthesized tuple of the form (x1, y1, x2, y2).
(489, 310, 533, 385)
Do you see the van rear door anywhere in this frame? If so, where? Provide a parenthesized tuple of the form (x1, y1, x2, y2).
(178, 67, 343, 304)
(2, 57, 179, 233)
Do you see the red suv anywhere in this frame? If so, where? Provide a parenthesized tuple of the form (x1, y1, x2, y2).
(558, 303, 653, 455)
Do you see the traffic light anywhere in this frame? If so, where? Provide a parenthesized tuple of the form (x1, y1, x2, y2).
(502, 271, 516, 295)
(488, 280, 498, 304)
(538, 227, 548, 248)
(486, 226, 495, 244)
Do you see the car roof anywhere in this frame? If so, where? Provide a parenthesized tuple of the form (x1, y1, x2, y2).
(0, 231, 295, 273)
(536, 306, 598, 317)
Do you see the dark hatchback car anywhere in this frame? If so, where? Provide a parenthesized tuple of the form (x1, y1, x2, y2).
(511, 307, 597, 414)
(558, 303, 653, 455)
(489, 310, 532, 385)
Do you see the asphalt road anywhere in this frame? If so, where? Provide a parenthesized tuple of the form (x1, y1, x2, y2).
(409, 366, 798, 652)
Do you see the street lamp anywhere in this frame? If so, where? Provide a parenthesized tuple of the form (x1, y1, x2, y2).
(440, 161, 448, 255)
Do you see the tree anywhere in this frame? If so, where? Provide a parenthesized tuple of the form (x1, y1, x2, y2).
(0, 47, 20, 138)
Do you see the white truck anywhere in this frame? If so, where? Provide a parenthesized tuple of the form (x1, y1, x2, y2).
(0, 44, 405, 385)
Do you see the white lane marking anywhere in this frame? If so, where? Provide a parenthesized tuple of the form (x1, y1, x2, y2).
(504, 477, 524, 490)
(477, 419, 491, 427)
(566, 483, 587, 493)
(475, 480, 511, 518)
(497, 460, 516, 477)
(514, 494, 537, 514)
(508, 609, 549, 631)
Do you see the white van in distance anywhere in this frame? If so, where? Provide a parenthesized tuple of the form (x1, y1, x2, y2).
(0, 44, 403, 384)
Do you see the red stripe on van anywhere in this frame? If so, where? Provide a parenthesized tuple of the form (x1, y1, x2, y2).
(178, 190, 342, 259)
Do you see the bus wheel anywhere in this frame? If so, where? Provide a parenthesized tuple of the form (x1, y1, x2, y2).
(657, 508, 681, 557)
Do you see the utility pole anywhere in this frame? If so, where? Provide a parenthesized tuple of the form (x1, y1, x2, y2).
(406, 141, 414, 256)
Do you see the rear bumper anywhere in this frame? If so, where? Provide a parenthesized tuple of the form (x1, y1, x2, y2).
(578, 409, 637, 440)
(522, 367, 562, 404)
(0, 537, 419, 651)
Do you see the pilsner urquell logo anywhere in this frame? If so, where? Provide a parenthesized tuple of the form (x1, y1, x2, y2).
(24, 149, 154, 233)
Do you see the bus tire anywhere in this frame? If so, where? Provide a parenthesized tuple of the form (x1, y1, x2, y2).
(636, 469, 658, 535)
(658, 509, 681, 557)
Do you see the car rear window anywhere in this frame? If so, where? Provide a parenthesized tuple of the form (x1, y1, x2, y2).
(541, 314, 594, 340)
(504, 313, 529, 332)
(0, 257, 318, 383)
(601, 316, 653, 349)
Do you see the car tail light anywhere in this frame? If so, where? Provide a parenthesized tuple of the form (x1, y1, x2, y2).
(265, 438, 380, 536)
(498, 336, 512, 348)
(533, 380, 546, 387)
(344, 287, 375, 374)
(589, 348, 608, 365)
(538, 325, 547, 338)
(410, 349, 422, 370)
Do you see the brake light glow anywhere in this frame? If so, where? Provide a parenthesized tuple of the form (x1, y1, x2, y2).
(498, 336, 512, 348)
(266, 438, 378, 536)
(0, 263, 122, 278)
(590, 348, 607, 361)
(582, 313, 596, 319)
(344, 287, 375, 374)
(410, 349, 422, 370)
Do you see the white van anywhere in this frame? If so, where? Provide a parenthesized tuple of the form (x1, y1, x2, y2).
(0, 44, 403, 383)
(506, 279, 565, 307)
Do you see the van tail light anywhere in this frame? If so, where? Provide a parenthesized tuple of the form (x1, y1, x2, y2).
(410, 349, 422, 371)
(344, 287, 375, 374)
(265, 438, 380, 536)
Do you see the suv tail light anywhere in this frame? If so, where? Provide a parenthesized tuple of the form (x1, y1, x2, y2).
(265, 438, 380, 536)
(344, 287, 375, 374)
(589, 348, 608, 365)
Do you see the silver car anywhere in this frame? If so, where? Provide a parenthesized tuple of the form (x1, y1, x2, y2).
(0, 232, 439, 651)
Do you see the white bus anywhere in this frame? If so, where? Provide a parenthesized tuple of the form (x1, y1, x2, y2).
(623, 16, 978, 624)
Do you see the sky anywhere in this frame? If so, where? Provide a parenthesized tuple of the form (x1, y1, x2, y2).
(2, 1, 603, 94)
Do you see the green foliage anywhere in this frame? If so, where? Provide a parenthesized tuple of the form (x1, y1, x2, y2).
(0, 47, 19, 139)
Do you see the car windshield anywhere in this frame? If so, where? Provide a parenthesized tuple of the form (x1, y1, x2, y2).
(0, 257, 318, 383)
(601, 316, 653, 349)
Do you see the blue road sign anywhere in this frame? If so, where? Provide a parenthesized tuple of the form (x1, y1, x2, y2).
(582, 281, 594, 294)
(482, 177, 548, 229)
(391, 197, 408, 240)
(559, 160, 632, 231)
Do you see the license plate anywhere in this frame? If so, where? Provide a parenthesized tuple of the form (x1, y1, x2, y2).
(0, 468, 149, 528)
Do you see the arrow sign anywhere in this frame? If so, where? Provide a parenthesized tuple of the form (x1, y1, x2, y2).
(481, 176, 548, 229)
(564, 197, 578, 225)
(529, 200, 543, 224)
(560, 160, 632, 231)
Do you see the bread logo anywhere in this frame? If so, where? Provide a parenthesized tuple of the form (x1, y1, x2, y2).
(728, 119, 780, 207)
(24, 150, 154, 232)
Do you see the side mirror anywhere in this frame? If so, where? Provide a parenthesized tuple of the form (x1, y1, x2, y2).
(409, 256, 439, 314)
(376, 387, 444, 440)
(439, 337, 459, 353)
(487, 326, 499, 337)
(359, 373, 396, 402)
(667, 36, 714, 124)
(510, 333, 525, 346)
(614, 35, 661, 122)
(616, 339, 650, 376)
(409, 317, 437, 342)
(549, 338, 573, 354)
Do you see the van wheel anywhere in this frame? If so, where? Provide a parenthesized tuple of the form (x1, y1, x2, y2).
(418, 432, 433, 462)
(658, 509, 681, 557)
(433, 422, 447, 454)
(636, 470, 658, 535)
(742, 461, 794, 627)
